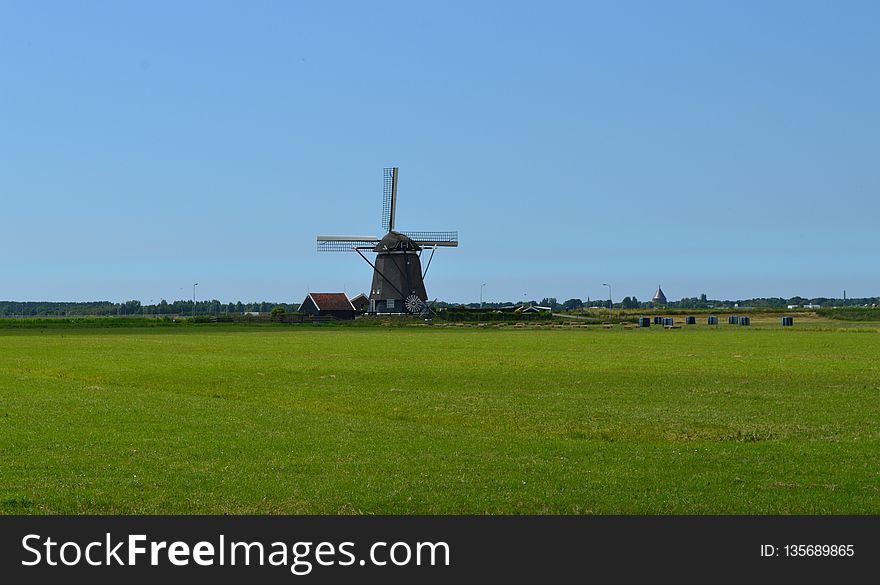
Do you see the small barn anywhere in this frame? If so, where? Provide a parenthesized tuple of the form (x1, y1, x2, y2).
(350, 293, 369, 313)
(298, 293, 357, 320)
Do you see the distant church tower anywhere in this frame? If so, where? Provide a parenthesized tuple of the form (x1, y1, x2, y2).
(652, 285, 667, 305)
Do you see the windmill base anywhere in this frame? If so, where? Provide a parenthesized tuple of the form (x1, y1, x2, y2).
(368, 298, 429, 316)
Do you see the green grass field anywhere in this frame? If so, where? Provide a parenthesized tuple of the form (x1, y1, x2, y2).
(0, 322, 877, 514)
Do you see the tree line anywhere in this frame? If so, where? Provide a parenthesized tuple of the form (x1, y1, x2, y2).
(1, 294, 876, 317)
(0, 300, 299, 317)
(441, 294, 879, 311)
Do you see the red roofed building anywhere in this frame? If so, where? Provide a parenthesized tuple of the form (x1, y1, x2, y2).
(298, 293, 358, 320)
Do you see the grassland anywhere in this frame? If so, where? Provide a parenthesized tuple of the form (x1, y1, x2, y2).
(0, 321, 877, 514)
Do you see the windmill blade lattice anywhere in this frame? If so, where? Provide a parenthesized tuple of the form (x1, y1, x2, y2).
(316, 236, 379, 252)
(381, 167, 397, 233)
(400, 231, 459, 247)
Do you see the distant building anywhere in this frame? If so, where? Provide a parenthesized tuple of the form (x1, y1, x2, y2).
(350, 293, 369, 313)
(652, 285, 667, 305)
(516, 305, 552, 314)
(298, 293, 358, 320)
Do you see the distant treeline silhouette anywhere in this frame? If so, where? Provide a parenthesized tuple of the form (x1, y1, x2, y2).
(0, 300, 298, 317)
(2, 294, 876, 317)
(445, 295, 879, 311)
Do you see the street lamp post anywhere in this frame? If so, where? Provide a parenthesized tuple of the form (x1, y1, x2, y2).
(480, 283, 486, 309)
(193, 283, 199, 318)
(602, 283, 612, 322)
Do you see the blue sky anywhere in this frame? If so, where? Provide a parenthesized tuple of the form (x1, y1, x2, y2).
(1, 1, 877, 304)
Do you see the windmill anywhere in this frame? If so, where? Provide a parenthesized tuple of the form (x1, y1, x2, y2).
(316, 167, 459, 315)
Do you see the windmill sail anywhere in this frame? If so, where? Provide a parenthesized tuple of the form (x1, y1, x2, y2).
(381, 167, 398, 233)
(317, 235, 380, 252)
(400, 231, 459, 247)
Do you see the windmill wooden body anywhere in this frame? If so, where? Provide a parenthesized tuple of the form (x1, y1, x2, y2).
(316, 168, 458, 315)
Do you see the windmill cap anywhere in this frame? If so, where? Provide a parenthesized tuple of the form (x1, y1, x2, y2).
(374, 231, 421, 252)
